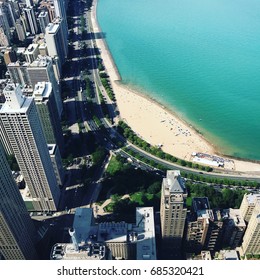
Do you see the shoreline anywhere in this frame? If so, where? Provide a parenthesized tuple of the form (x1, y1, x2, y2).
(91, 0, 260, 175)
(115, 80, 218, 154)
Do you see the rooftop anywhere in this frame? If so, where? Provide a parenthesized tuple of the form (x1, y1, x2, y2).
(0, 84, 32, 113)
(98, 222, 129, 243)
(48, 144, 56, 155)
(29, 55, 51, 68)
(24, 44, 39, 55)
(222, 208, 246, 228)
(135, 207, 156, 260)
(33, 82, 52, 101)
(39, 11, 48, 17)
(192, 197, 210, 213)
(246, 193, 260, 205)
(197, 209, 214, 221)
(50, 243, 106, 260)
(163, 170, 186, 194)
(216, 250, 239, 260)
(73, 208, 94, 244)
(46, 23, 59, 34)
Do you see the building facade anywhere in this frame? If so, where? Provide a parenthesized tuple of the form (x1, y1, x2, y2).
(38, 10, 49, 33)
(24, 7, 38, 35)
(222, 208, 246, 249)
(0, 84, 60, 211)
(160, 170, 187, 257)
(0, 144, 37, 259)
(45, 18, 68, 68)
(48, 144, 64, 186)
(241, 201, 260, 255)
(33, 81, 64, 153)
(28, 55, 62, 117)
(240, 193, 260, 223)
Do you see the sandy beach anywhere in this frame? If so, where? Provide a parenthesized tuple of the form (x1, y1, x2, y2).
(91, 0, 260, 175)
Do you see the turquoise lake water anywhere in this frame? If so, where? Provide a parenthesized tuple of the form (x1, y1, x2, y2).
(97, 0, 260, 160)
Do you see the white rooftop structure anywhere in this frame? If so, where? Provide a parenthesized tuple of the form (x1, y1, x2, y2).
(29, 55, 51, 68)
(247, 194, 260, 204)
(47, 144, 56, 155)
(135, 207, 157, 260)
(1, 84, 31, 112)
(33, 82, 52, 101)
(45, 22, 59, 34)
(50, 243, 106, 260)
(197, 209, 214, 221)
(201, 251, 212, 260)
(193, 156, 222, 167)
(217, 250, 239, 260)
(24, 44, 39, 55)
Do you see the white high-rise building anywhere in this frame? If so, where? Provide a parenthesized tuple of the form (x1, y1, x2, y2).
(28, 56, 63, 118)
(45, 18, 68, 67)
(53, 0, 67, 27)
(33, 81, 64, 153)
(24, 43, 40, 63)
(25, 0, 33, 8)
(24, 7, 38, 35)
(0, 84, 60, 212)
(38, 11, 49, 33)
(53, 0, 66, 18)
(0, 144, 38, 259)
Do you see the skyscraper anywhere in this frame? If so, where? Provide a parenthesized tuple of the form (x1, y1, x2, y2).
(48, 144, 65, 187)
(3, 47, 17, 65)
(15, 18, 26, 41)
(24, 44, 40, 63)
(24, 7, 38, 35)
(222, 208, 246, 249)
(0, 84, 60, 212)
(53, 0, 67, 28)
(0, 144, 38, 259)
(160, 170, 187, 257)
(53, 0, 66, 17)
(38, 10, 49, 33)
(241, 201, 260, 255)
(25, 0, 33, 8)
(28, 56, 63, 117)
(185, 197, 223, 254)
(33, 81, 64, 153)
(7, 61, 31, 87)
(0, 7, 10, 46)
(240, 193, 260, 223)
(185, 197, 211, 254)
(45, 18, 68, 68)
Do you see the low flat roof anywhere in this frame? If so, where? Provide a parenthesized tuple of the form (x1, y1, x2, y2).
(33, 82, 52, 100)
(73, 208, 94, 243)
(135, 207, 156, 260)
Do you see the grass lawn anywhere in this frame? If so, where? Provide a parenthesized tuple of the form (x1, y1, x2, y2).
(130, 192, 155, 205)
(106, 156, 124, 176)
(104, 203, 114, 213)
